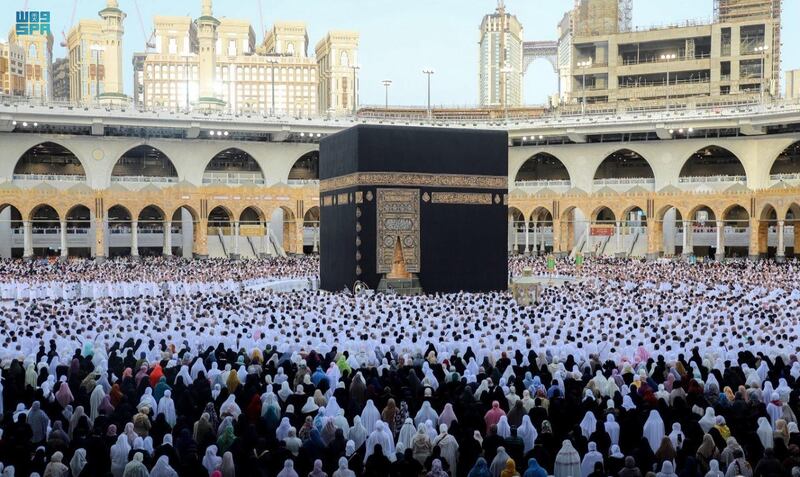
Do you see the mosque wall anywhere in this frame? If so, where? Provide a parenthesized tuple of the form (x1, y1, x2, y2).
(0, 130, 799, 260)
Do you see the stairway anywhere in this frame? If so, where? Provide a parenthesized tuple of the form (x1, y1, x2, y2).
(569, 230, 587, 259)
(208, 232, 227, 258)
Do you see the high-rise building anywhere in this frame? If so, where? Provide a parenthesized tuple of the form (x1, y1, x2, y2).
(715, 0, 781, 97)
(787, 69, 800, 100)
(566, 0, 781, 108)
(66, 0, 126, 105)
(316, 31, 360, 115)
(478, 1, 523, 107)
(8, 28, 53, 100)
(0, 41, 25, 96)
(52, 57, 69, 101)
(134, 0, 356, 116)
(556, 12, 574, 102)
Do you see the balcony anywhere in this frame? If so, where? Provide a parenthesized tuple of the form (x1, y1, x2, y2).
(514, 179, 571, 188)
(287, 179, 319, 186)
(678, 175, 746, 184)
(12, 174, 85, 182)
(111, 175, 178, 184)
(593, 178, 656, 189)
(771, 173, 800, 182)
(202, 172, 265, 186)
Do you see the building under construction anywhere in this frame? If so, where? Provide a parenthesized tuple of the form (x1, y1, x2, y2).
(565, 0, 783, 110)
(715, 0, 781, 92)
(572, 0, 632, 37)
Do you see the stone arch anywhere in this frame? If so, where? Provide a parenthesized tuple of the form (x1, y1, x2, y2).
(655, 204, 684, 257)
(112, 145, 178, 183)
(514, 152, 570, 185)
(29, 203, 60, 223)
(786, 203, 800, 258)
(593, 148, 654, 181)
(508, 206, 526, 254)
(14, 142, 87, 180)
(720, 204, 749, 259)
(239, 206, 266, 225)
(679, 145, 746, 182)
(529, 206, 553, 224)
(722, 203, 749, 222)
(758, 203, 778, 258)
(302, 206, 321, 254)
(528, 206, 554, 254)
(769, 140, 800, 178)
(203, 148, 265, 185)
(107, 205, 133, 254)
(288, 150, 319, 182)
(170, 204, 199, 258)
(558, 205, 583, 253)
(275, 205, 298, 254)
(688, 204, 717, 223)
(137, 204, 166, 230)
(66, 204, 92, 230)
(304, 206, 320, 226)
(591, 206, 616, 223)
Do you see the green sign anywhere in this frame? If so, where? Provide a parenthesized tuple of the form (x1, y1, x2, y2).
(546, 254, 556, 272)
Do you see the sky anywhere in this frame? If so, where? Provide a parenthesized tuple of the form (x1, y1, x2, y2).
(9, 0, 800, 107)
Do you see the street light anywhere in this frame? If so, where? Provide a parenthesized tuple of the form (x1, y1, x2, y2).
(266, 57, 278, 116)
(422, 69, 435, 119)
(756, 44, 769, 103)
(350, 65, 360, 115)
(181, 53, 194, 112)
(381, 79, 392, 113)
(500, 66, 514, 119)
(576, 60, 592, 115)
(90, 45, 105, 104)
(660, 53, 677, 111)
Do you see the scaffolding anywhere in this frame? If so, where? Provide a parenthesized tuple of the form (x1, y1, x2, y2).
(573, 0, 632, 36)
(714, 0, 782, 94)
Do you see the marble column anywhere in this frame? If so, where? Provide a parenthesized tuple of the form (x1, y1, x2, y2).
(60, 220, 68, 261)
(131, 220, 139, 257)
(163, 220, 172, 256)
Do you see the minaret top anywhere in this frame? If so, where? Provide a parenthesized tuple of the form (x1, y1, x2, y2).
(202, 0, 213, 17)
(107, 0, 119, 8)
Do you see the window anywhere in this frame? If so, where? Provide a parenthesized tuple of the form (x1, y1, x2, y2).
(287, 43, 295, 56)
(228, 40, 236, 56)
(168, 37, 177, 54)
(340, 51, 349, 67)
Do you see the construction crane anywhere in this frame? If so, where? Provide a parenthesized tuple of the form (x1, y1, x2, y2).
(257, 0, 266, 40)
(59, 0, 79, 47)
(133, 0, 157, 52)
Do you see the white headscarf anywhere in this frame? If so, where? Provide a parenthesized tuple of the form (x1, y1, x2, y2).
(157, 390, 177, 427)
(364, 420, 396, 463)
(757, 417, 774, 450)
(149, 455, 178, 477)
(579, 411, 598, 439)
(202, 445, 222, 474)
(397, 418, 417, 451)
(518, 415, 538, 453)
(605, 414, 620, 446)
(414, 401, 438, 428)
(580, 442, 603, 477)
(360, 400, 380, 434)
(554, 440, 581, 477)
(643, 409, 665, 452)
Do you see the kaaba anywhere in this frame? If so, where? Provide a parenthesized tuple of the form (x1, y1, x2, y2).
(319, 125, 508, 293)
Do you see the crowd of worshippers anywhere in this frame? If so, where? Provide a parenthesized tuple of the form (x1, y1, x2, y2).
(0, 257, 798, 475)
(2, 334, 800, 477)
(0, 256, 319, 286)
